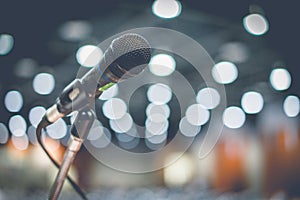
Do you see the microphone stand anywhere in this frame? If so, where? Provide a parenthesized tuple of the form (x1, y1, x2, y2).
(48, 108, 95, 200)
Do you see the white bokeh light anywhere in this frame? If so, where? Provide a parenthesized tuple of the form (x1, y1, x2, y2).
(27, 125, 38, 145)
(185, 104, 210, 126)
(223, 106, 246, 129)
(0, 123, 9, 144)
(179, 117, 201, 137)
(164, 154, 195, 187)
(152, 0, 182, 19)
(146, 104, 170, 123)
(87, 120, 103, 141)
(241, 91, 264, 114)
(118, 137, 139, 150)
(116, 131, 136, 143)
(146, 103, 170, 119)
(90, 127, 111, 149)
(60, 130, 71, 147)
(212, 61, 238, 84)
(29, 106, 46, 127)
(283, 95, 300, 117)
(98, 84, 118, 100)
(59, 20, 92, 42)
(109, 113, 133, 133)
(148, 113, 167, 123)
(146, 130, 167, 144)
(149, 54, 176, 76)
(102, 98, 127, 120)
(0, 34, 14, 55)
(46, 118, 67, 139)
(243, 13, 269, 36)
(219, 42, 249, 63)
(4, 90, 23, 112)
(9, 115, 27, 137)
(14, 58, 38, 78)
(196, 87, 220, 109)
(76, 45, 103, 67)
(147, 83, 172, 105)
(145, 118, 169, 135)
(269, 68, 291, 91)
(11, 135, 29, 151)
(145, 139, 166, 150)
(33, 73, 55, 95)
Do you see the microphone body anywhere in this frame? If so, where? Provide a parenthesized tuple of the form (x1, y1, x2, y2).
(44, 33, 151, 124)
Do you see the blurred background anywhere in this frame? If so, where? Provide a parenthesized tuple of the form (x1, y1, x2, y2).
(0, 1, 300, 199)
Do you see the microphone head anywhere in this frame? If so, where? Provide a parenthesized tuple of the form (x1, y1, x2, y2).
(105, 33, 151, 79)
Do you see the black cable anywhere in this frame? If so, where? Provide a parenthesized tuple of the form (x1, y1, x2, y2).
(36, 120, 88, 200)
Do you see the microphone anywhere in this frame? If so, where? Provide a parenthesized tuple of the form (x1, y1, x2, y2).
(44, 33, 151, 124)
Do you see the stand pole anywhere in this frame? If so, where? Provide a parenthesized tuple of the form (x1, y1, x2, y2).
(49, 137, 83, 200)
(48, 108, 95, 200)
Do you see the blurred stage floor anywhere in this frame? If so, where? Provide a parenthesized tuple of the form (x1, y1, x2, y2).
(0, 187, 263, 200)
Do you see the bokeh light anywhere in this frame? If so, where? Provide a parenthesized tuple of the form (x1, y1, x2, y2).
(0, 33, 14, 55)
(76, 45, 103, 67)
(27, 125, 38, 145)
(29, 106, 46, 127)
(98, 84, 118, 100)
(147, 113, 167, 123)
(87, 120, 103, 141)
(223, 106, 246, 129)
(145, 130, 167, 144)
(269, 68, 291, 91)
(146, 103, 170, 120)
(14, 58, 38, 78)
(102, 98, 127, 120)
(59, 20, 92, 42)
(60, 127, 71, 147)
(147, 83, 172, 105)
(241, 91, 264, 114)
(212, 61, 238, 84)
(185, 104, 210, 126)
(4, 90, 23, 112)
(219, 42, 249, 63)
(145, 118, 169, 135)
(145, 138, 166, 150)
(152, 0, 182, 19)
(46, 118, 67, 139)
(243, 13, 269, 36)
(283, 95, 300, 117)
(33, 73, 55, 95)
(116, 131, 136, 143)
(179, 117, 201, 137)
(164, 153, 195, 187)
(8, 115, 27, 137)
(118, 137, 139, 150)
(149, 54, 176, 76)
(89, 127, 111, 149)
(146, 104, 169, 123)
(196, 87, 220, 109)
(11, 135, 29, 151)
(0, 123, 9, 144)
(109, 113, 133, 133)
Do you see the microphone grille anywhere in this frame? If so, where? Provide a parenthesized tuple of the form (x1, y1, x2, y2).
(108, 33, 151, 76)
